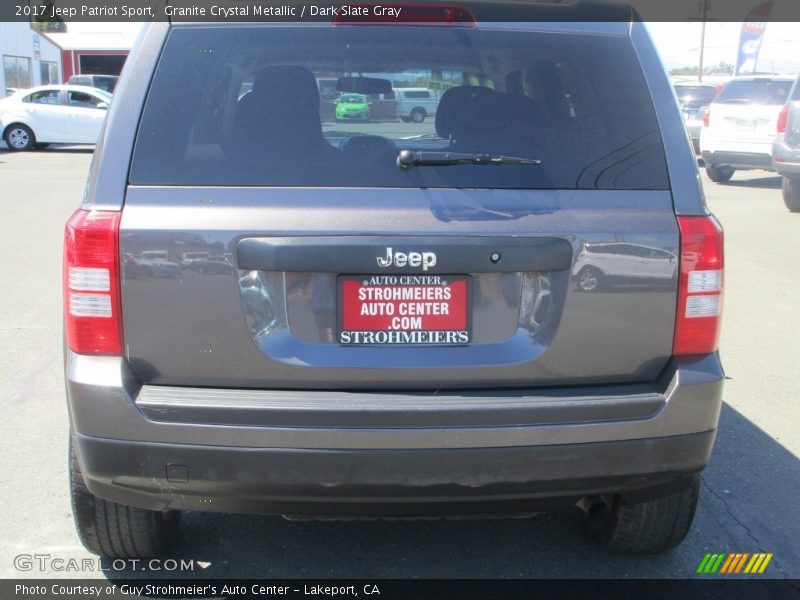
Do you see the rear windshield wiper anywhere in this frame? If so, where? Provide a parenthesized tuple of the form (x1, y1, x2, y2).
(397, 150, 541, 169)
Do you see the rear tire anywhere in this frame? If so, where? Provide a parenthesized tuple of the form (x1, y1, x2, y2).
(70, 437, 180, 558)
(400, 116, 411, 123)
(410, 108, 426, 123)
(783, 176, 800, 212)
(577, 266, 603, 292)
(705, 164, 735, 183)
(585, 475, 700, 554)
(4, 123, 35, 151)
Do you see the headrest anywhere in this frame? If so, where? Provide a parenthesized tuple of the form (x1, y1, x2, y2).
(250, 65, 320, 112)
(435, 86, 498, 140)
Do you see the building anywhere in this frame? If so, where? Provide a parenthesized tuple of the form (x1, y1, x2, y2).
(1, 23, 62, 96)
(44, 24, 139, 82)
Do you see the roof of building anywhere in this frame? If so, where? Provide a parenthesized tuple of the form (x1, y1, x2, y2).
(43, 24, 140, 51)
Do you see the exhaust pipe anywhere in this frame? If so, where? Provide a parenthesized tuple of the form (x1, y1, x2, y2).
(579, 495, 612, 521)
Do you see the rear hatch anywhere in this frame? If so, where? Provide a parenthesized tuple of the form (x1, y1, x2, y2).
(709, 78, 793, 143)
(675, 84, 717, 122)
(120, 23, 678, 390)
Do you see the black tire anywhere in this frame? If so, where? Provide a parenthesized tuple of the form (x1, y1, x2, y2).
(400, 116, 411, 123)
(577, 266, 603, 292)
(586, 476, 700, 554)
(3, 123, 35, 151)
(70, 437, 180, 558)
(410, 108, 426, 123)
(783, 176, 800, 212)
(705, 164, 735, 183)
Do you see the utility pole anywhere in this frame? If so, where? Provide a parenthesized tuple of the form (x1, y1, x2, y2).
(698, 0, 710, 81)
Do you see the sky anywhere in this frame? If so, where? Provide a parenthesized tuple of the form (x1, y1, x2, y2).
(71, 21, 800, 78)
(647, 22, 800, 75)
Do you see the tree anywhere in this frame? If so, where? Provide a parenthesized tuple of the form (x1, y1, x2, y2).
(669, 66, 699, 76)
(705, 62, 734, 75)
(31, 1, 66, 33)
(669, 62, 734, 77)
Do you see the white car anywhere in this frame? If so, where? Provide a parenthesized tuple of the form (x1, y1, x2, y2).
(699, 76, 794, 182)
(573, 243, 677, 292)
(0, 84, 111, 151)
(393, 87, 439, 123)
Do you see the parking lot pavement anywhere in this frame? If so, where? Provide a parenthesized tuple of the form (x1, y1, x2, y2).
(0, 150, 797, 579)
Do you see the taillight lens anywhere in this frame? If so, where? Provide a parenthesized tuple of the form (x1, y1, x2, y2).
(703, 108, 711, 127)
(673, 216, 724, 356)
(63, 209, 123, 355)
(776, 105, 789, 133)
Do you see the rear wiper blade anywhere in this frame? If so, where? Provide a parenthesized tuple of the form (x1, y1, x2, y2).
(397, 149, 541, 169)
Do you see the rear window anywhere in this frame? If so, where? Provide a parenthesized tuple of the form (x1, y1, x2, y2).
(402, 90, 432, 99)
(130, 26, 668, 190)
(674, 85, 717, 105)
(715, 79, 792, 106)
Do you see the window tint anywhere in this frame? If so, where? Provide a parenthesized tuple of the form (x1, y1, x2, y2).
(674, 85, 717, 105)
(402, 90, 432, 99)
(25, 89, 60, 105)
(716, 79, 792, 106)
(68, 91, 104, 108)
(91, 76, 117, 93)
(131, 27, 668, 190)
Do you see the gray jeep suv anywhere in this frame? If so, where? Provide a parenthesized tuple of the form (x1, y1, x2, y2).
(64, 2, 725, 558)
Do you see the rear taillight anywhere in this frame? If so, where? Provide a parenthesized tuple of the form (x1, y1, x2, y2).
(63, 209, 123, 355)
(777, 105, 789, 133)
(703, 108, 711, 127)
(673, 216, 724, 356)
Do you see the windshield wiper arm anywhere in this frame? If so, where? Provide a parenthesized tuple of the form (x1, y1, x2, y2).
(397, 150, 541, 169)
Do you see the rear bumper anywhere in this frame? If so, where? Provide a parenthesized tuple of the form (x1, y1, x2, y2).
(66, 352, 724, 516)
(701, 150, 773, 170)
(74, 431, 713, 516)
(772, 138, 800, 177)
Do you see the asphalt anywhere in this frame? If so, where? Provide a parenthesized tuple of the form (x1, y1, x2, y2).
(0, 146, 797, 580)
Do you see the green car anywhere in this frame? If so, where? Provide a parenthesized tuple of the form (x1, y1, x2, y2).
(335, 93, 371, 122)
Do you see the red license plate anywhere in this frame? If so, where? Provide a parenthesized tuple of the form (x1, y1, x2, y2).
(338, 275, 471, 345)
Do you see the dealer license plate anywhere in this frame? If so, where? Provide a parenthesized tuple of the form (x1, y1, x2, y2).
(338, 275, 471, 345)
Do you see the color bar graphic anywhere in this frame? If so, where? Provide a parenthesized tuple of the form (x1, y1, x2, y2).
(699, 552, 773, 575)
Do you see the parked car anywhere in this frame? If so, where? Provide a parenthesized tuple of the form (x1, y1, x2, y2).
(67, 74, 119, 94)
(394, 87, 438, 123)
(335, 93, 371, 122)
(772, 74, 800, 211)
(700, 75, 794, 182)
(64, 7, 724, 559)
(673, 82, 718, 153)
(1, 84, 111, 151)
(180, 251, 210, 269)
(199, 255, 234, 274)
(135, 250, 181, 278)
(573, 243, 677, 292)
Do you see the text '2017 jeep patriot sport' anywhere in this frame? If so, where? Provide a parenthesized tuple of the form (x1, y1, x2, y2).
(64, 2, 724, 557)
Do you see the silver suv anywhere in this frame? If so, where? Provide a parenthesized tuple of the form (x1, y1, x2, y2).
(64, 3, 724, 558)
(772, 73, 800, 211)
